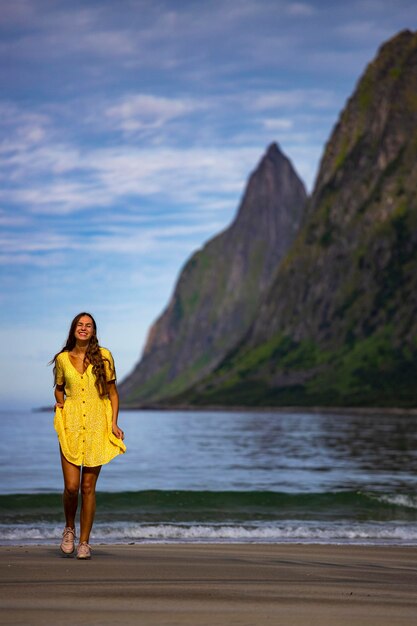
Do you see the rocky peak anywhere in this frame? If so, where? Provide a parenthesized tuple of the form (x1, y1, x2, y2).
(232, 142, 304, 222)
(119, 143, 307, 405)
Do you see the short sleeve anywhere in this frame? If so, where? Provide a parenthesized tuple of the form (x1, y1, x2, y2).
(102, 348, 116, 382)
(55, 354, 65, 386)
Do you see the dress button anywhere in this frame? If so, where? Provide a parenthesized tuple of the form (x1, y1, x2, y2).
(82, 400, 85, 403)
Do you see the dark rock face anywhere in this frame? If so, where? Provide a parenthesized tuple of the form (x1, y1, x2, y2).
(185, 30, 417, 408)
(119, 143, 307, 404)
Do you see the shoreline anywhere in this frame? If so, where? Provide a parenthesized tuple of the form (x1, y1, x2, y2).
(33, 403, 417, 415)
(120, 403, 417, 415)
(3, 536, 416, 548)
(1, 543, 416, 625)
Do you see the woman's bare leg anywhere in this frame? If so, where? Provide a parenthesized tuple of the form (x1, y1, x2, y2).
(60, 448, 81, 530)
(79, 465, 101, 543)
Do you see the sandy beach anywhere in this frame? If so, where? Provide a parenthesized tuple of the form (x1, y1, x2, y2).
(1, 544, 416, 625)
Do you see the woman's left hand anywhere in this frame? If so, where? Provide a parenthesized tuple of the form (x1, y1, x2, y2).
(112, 425, 124, 440)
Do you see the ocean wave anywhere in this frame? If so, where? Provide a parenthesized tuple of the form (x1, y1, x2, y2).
(1, 521, 417, 546)
(2, 490, 417, 525)
(371, 493, 417, 510)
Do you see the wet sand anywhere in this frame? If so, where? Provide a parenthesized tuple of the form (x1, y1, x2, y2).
(1, 544, 416, 625)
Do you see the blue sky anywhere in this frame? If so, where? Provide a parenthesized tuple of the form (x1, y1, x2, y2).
(1, 0, 416, 408)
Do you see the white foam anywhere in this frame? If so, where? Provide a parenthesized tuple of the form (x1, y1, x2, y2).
(374, 494, 417, 509)
(2, 521, 417, 545)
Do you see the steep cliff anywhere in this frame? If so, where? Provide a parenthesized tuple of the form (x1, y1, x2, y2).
(183, 30, 417, 408)
(119, 143, 307, 404)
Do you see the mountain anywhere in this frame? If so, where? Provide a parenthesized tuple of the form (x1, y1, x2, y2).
(179, 29, 417, 408)
(119, 143, 307, 404)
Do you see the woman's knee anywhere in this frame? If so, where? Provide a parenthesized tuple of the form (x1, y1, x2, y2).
(81, 481, 96, 497)
(64, 483, 79, 497)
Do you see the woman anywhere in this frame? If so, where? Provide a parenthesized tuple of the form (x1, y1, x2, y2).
(51, 312, 126, 559)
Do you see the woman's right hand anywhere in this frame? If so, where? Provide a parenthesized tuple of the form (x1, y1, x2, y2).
(54, 402, 64, 410)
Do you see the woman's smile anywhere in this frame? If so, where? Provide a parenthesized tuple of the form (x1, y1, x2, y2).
(75, 316, 94, 341)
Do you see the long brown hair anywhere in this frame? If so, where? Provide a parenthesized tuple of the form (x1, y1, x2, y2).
(50, 312, 113, 397)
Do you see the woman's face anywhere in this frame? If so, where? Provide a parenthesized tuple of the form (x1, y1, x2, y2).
(74, 315, 95, 342)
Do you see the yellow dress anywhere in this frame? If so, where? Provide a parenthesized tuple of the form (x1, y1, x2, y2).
(53, 347, 126, 467)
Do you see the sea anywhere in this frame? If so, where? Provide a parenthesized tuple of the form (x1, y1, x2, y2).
(0, 409, 416, 546)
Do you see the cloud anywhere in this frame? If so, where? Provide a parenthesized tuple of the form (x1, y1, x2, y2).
(261, 118, 294, 131)
(0, 103, 50, 149)
(0, 3, 139, 62)
(0, 212, 227, 265)
(1, 79, 340, 213)
(0, 231, 71, 253)
(0, 252, 66, 267)
(2, 180, 111, 214)
(0, 0, 37, 26)
(104, 94, 203, 133)
(0, 209, 30, 227)
(285, 2, 316, 17)
(2, 0, 415, 86)
(251, 89, 338, 111)
(74, 29, 138, 58)
(85, 221, 226, 255)
(0, 134, 261, 214)
(335, 20, 392, 44)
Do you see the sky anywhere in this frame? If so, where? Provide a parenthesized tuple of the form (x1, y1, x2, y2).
(1, 0, 416, 409)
